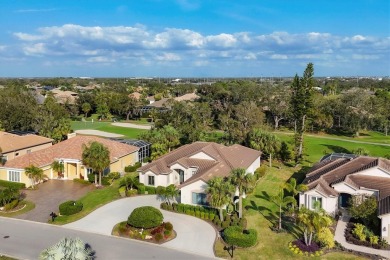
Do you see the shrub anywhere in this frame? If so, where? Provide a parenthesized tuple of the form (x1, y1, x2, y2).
(209, 213, 215, 221)
(164, 222, 173, 231)
(160, 202, 168, 210)
(172, 203, 178, 211)
(145, 186, 156, 194)
(87, 173, 95, 183)
(0, 180, 25, 190)
(151, 225, 164, 235)
(195, 211, 200, 218)
(223, 226, 257, 248)
(101, 176, 110, 186)
(4, 199, 19, 211)
(369, 235, 379, 245)
(137, 183, 145, 194)
(126, 189, 138, 197)
(164, 230, 171, 236)
(167, 204, 173, 211)
(127, 206, 163, 229)
(222, 221, 230, 228)
(352, 223, 367, 241)
(317, 227, 335, 249)
(185, 209, 191, 215)
(254, 165, 267, 180)
(59, 200, 83, 216)
(125, 162, 142, 172)
(155, 233, 163, 242)
(119, 186, 126, 197)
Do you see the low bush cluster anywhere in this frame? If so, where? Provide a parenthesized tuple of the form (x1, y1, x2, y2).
(160, 202, 246, 229)
(222, 226, 257, 248)
(125, 162, 142, 173)
(59, 200, 83, 216)
(117, 221, 174, 244)
(0, 180, 25, 190)
(254, 166, 267, 180)
(0, 187, 21, 208)
(127, 206, 163, 229)
(345, 222, 388, 249)
(288, 241, 323, 257)
(4, 199, 19, 211)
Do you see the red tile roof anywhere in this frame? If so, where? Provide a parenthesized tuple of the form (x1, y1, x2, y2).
(0, 131, 53, 153)
(2, 136, 138, 169)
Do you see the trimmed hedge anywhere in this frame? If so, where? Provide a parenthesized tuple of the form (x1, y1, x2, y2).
(145, 186, 156, 194)
(127, 206, 163, 229)
(4, 199, 19, 211)
(73, 178, 91, 185)
(125, 162, 142, 173)
(223, 226, 257, 248)
(0, 180, 25, 190)
(59, 200, 83, 216)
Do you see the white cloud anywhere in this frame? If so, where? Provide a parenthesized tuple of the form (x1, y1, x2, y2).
(9, 24, 390, 76)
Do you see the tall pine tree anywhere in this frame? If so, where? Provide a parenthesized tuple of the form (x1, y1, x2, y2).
(291, 63, 314, 163)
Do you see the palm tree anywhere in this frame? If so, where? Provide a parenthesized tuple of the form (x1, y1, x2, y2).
(248, 128, 281, 167)
(51, 160, 64, 179)
(271, 187, 295, 230)
(230, 168, 254, 219)
(82, 141, 110, 186)
(39, 237, 94, 260)
(165, 184, 179, 205)
(120, 174, 139, 191)
(162, 125, 180, 152)
(24, 165, 44, 189)
(297, 205, 332, 246)
(284, 178, 308, 209)
(206, 177, 233, 221)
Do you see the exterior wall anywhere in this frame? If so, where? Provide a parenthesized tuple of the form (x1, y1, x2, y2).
(354, 168, 390, 178)
(246, 156, 260, 174)
(66, 163, 77, 180)
(170, 163, 194, 185)
(379, 214, 390, 242)
(300, 189, 338, 215)
(2, 142, 52, 161)
(141, 171, 170, 187)
(180, 180, 208, 205)
(189, 152, 215, 161)
(110, 152, 138, 173)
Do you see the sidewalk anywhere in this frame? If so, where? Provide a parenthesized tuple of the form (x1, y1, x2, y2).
(334, 213, 390, 259)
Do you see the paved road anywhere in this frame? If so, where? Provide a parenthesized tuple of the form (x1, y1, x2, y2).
(65, 195, 216, 258)
(335, 213, 390, 259)
(17, 180, 94, 223)
(112, 122, 152, 130)
(0, 217, 213, 260)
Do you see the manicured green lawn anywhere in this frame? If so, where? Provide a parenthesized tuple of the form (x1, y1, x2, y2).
(0, 200, 35, 217)
(70, 121, 147, 139)
(215, 165, 367, 259)
(275, 132, 390, 165)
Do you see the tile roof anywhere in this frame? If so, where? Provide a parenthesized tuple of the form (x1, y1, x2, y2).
(138, 142, 261, 188)
(0, 131, 53, 153)
(305, 156, 390, 215)
(2, 135, 139, 169)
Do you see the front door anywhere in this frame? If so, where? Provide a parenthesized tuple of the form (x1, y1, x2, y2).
(339, 193, 352, 208)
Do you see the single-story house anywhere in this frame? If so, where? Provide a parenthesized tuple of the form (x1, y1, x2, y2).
(138, 142, 261, 206)
(0, 135, 139, 187)
(0, 131, 53, 164)
(299, 154, 390, 242)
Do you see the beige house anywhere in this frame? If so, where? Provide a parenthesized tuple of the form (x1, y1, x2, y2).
(299, 154, 390, 242)
(138, 142, 261, 206)
(0, 135, 139, 187)
(0, 131, 53, 164)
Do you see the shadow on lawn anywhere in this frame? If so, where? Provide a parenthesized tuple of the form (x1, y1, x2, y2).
(321, 144, 351, 154)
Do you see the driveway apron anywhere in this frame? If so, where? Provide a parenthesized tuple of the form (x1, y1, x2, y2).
(16, 180, 94, 223)
(64, 195, 216, 258)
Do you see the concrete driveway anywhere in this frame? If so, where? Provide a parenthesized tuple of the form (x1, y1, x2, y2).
(17, 180, 94, 223)
(64, 195, 217, 258)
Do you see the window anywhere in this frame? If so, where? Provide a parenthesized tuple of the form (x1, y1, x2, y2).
(192, 192, 208, 206)
(8, 170, 21, 182)
(174, 169, 185, 184)
(87, 168, 93, 175)
(311, 196, 322, 210)
(148, 176, 155, 186)
(1, 155, 7, 165)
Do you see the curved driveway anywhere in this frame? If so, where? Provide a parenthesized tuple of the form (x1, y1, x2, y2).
(64, 195, 216, 258)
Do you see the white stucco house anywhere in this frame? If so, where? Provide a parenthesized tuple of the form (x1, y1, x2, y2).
(138, 141, 261, 206)
(299, 154, 390, 242)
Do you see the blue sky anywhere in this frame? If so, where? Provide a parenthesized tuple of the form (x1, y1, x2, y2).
(0, 0, 389, 77)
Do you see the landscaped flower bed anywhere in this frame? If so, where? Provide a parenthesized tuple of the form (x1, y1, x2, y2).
(288, 240, 323, 257)
(113, 221, 175, 243)
(345, 221, 390, 250)
(112, 206, 175, 243)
